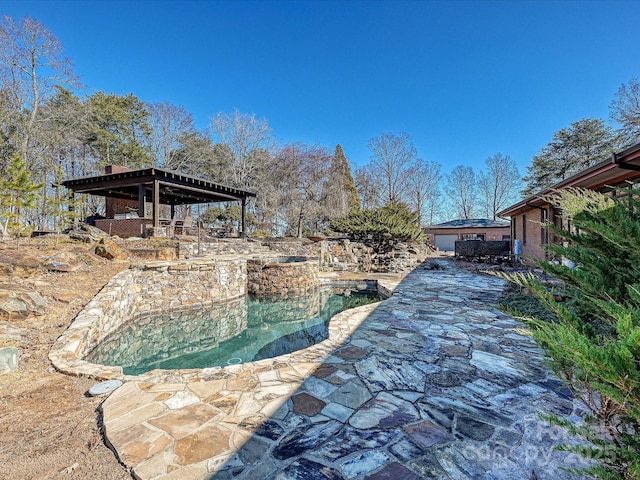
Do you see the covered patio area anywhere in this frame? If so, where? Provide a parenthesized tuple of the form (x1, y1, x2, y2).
(61, 166, 256, 238)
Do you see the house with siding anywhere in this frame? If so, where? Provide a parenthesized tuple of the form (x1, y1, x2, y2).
(498, 141, 640, 260)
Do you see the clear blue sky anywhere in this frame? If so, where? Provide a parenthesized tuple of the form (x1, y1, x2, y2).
(3, 0, 639, 176)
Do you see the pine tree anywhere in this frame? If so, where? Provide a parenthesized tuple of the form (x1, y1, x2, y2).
(334, 145, 360, 212)
(522, 118, 619, 196)
(0, 154, 44, 238)
(322, 145, 361, 220)
(505, 189, 640, 479)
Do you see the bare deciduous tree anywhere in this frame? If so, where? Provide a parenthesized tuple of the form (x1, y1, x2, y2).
(610, 77, 640, 145)
(274, 144, 331, 237)
(355, 167, 382, 210)
(0, 15, 78, 162)
(146, 101, 196, 169)
(406, 158, 441, 226)
(477, 153, 521, 220)
(208, 109, 273, 189)
(445, 165, 477, 219)
(368, 131, 417, 204)
(609, 78, 640, 142)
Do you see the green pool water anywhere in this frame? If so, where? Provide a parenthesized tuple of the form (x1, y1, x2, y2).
(87, 285, 383, 375)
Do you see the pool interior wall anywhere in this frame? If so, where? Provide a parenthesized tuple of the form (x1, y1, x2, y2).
(49, 256, 248, 379)
(87, 285, 384, 375)
(49, 256, 391, 382)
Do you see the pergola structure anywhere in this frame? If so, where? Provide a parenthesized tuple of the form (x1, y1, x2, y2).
(61, 167, 256, 235)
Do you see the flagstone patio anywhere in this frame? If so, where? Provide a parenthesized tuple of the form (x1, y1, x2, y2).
(101, 259, 587, 479)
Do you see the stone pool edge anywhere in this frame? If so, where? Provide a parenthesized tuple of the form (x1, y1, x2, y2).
(48, 255, 398, 383)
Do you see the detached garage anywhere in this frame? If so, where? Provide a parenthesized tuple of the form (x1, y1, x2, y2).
(424, 219, 511, 252)
(434, 234, 458, 252)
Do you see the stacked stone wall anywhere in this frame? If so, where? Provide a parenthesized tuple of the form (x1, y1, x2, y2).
(49, 256, 247, 378)
(87, 300, 248, 371)
(260, 238, 322, 257)
(247, 257, 319, 296)
(319, 238, 428, 273)
(179, 238, 427, 274)
(178, 239, 269, 258)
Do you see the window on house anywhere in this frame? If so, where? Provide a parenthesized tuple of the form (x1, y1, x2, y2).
(461, 234, 484, 240)
(522, 214, 527, 245)
(540, 208, 548, 245)
(502, 235, 511, 241)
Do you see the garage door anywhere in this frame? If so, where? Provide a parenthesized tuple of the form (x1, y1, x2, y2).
(434, 234, 457, 252)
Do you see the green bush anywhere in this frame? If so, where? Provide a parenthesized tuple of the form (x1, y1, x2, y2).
(498, 282, 559, 324)
(503, 189, 640, 479)
(329, 201, 425, 242)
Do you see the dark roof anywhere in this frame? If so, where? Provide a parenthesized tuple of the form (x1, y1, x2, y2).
(426, 218, 511, 229)
(498, 141, 640, 217)
(61, 167, 256, 205)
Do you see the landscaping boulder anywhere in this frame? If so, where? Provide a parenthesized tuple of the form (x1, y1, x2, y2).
(0, 286, 47, 319)
(68, 223, 111, 243)
(95, 238, 129, 261)
(0, 252, 42, 278)
(0, 346, 19, 374)
(44, 252, 83, 272)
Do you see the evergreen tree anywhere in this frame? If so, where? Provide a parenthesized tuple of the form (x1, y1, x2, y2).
(522, 118, 619, 196)
(334, 145, 360, 211)
(505, 189, 640, 479)
(86, 92, 153, 168)
(330, 201, 425, 242)
(0, 154, 43, 237)
(322, 144, 360, 219)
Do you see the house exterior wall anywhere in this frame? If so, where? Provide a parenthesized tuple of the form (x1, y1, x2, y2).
(509, 205, 557, 261)
(425, 226, 511, 249)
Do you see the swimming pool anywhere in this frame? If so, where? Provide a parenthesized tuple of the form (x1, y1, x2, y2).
(87, 286, 383, 375)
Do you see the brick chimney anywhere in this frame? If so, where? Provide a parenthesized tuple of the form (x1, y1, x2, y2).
(104, 165, 138, 218)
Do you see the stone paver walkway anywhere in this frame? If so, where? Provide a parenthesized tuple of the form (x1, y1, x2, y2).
(102, 259, 587, 479)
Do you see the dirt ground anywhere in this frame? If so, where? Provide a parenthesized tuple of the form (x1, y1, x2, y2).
(0, 237, 132, 480)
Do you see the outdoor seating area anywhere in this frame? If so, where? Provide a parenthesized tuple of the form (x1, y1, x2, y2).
(62, 165, 256, 239)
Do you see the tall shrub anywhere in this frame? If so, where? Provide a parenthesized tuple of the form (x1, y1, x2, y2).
(329, 201, 425, 242)
(505, 189, 640, 479)
(0, 154, 43, 238)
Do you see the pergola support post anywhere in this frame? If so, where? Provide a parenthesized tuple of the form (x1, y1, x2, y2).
(69, 191, 77, 228)
(153, 180, 160, 228)
(240, 197, 247, 237)
(138, 184, 146, 217)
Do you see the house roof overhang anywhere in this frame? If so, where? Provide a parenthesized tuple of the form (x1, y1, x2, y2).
(498, 142, 640, 218)
(61, 168, 257, 205)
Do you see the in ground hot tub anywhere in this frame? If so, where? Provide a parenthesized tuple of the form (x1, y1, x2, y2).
(247, 256, 319, 296)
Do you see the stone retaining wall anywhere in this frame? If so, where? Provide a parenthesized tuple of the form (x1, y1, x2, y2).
(178, 239, 269, 258)
(260, 238, 322, 257)
(247, 257, 319, 296)
(49, 256, 247, 379)
(179, 238, 428, 274)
